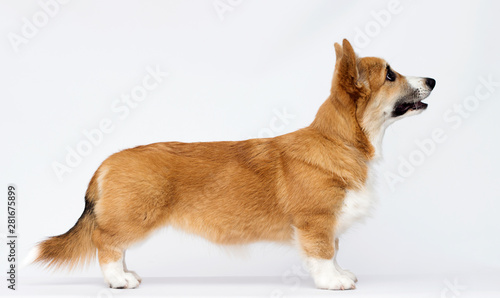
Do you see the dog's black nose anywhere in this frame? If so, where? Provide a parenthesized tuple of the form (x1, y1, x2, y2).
(425, 78, 436, 90)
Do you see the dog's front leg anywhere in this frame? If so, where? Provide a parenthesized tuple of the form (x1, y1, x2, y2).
(334, 238, 358, 282)
(295, 215, 356, 290)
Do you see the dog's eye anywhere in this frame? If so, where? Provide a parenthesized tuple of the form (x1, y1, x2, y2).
(386, 68, 396, 82)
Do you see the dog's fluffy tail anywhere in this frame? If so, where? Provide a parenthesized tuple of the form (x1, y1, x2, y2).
(25, 176, 100, 270)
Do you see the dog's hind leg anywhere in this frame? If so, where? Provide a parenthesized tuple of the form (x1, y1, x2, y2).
(92, 228, 141, 289)
(122, 250, 142, 284)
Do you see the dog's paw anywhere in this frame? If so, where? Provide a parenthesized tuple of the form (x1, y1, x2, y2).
(106, 272, 141, 289)
(339, 269, 358, 283)
(126, 270, 142, 283)
(315, 274, 356, 290)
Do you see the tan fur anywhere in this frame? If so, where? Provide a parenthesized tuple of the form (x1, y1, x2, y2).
(33, 176, 99, 270)
(32, 39, 416, 271)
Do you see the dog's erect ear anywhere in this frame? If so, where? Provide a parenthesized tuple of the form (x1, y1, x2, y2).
(333, 39, 364, 96)
(334, 42, 342, 63)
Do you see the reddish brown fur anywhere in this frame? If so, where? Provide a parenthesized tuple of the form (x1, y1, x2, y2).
(34, 39, 396, 270)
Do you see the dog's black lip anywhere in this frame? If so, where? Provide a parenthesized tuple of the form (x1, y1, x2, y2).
(392, 100, 428, 117)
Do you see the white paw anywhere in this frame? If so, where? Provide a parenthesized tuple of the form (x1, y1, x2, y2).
(340, 269, 358, 283)
(334, 259, 357, 282)
(315, 274, 356, 290)
(124, 272, 141, 288)
(105, 274, 126, 289)
(307, 258, 356, 290)
(341, 270, 358, 282)
(126, 271, 142, 283)
(106, 272, 141, 289)
(102, 259, 141, 289)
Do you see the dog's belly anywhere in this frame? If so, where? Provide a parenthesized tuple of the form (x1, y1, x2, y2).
(335, 170, 377, 235)
(171, 212, 294, 245)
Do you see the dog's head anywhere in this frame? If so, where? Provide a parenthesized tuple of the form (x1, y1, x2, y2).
(332, 39, 435, 138)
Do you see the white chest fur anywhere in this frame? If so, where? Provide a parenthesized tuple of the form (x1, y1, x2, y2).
(335, 163, 378, 235)
(333, 119, 387, 235)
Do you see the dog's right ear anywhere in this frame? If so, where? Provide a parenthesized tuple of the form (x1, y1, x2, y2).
(332, 39, 364, 96)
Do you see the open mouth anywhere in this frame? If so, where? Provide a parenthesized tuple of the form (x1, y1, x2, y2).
(392, 100, 428, 117)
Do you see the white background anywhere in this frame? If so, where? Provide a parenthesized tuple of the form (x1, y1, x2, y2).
(1, 0, 499, 297)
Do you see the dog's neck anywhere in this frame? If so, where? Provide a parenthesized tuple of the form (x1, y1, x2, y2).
(363, 123, 388, 160)
(310, 95, 375, 160)
(360, 108, 397, 160)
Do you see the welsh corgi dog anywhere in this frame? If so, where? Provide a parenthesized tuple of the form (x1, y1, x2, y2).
(26, 39, 435, 290)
